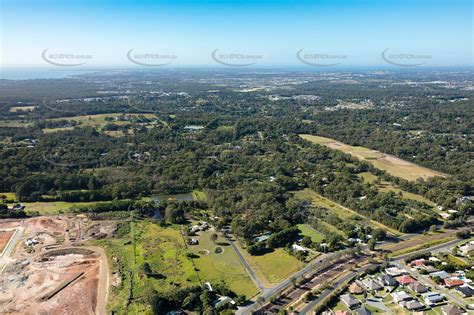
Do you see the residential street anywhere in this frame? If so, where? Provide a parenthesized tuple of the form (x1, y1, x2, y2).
(391, 238, 470, 309)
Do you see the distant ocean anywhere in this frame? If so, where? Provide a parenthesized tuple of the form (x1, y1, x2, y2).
(0, 68, 95, 80)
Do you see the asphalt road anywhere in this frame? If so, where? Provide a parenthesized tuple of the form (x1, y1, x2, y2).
(229, 238, 269, 293)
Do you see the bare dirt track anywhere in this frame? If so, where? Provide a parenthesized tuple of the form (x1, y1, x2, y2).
(0, 216, 114, 315)
(0, 230, 14, 253)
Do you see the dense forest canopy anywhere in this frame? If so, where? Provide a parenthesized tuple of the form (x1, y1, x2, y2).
(0, 69, 472, 235)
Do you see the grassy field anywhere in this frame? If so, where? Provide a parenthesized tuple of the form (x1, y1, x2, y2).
(294, 188, 401, 236)
(0, 192, 16, 201)
(246, 248, 304, 284)
(300, 134, 446, 181)
(95, 221, 199, 314)
(97, 220, 259, 313)
(9, 106, 36, 112)
(387, 235, 455, 257)
(447, 254, 470, 267)
(297, 224, 325, 243)
(237, 242, 304, 285)
(18, 200, 104, 215)
(42, 127, 75, 133)
(48, 113, 158, 128)
(187, 228, 258, 298)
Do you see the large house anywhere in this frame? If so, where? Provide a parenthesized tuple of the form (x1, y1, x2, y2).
(409, 282, 428, 293)
(430, 271, 450, 280)
(400, 300, 424, 311)
(378, 274, 397, 286)
(385, 267, 406, 277)
(353, 307, 372, 315)
(349, 282, 365, 294)
(458, 241, 474, 257)
(361, 278, 382, 292)
(444, 278, 464, 288)
(391, 291, 412, 303)
(340, 294, 360, 309)
(441, 304, 466, 315)
(455, 285, 474, 297)
(422, 292, 444, 306)
(396, 275, 416, 285)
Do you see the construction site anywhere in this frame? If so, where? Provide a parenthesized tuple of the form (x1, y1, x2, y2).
(0, 216, 115, 315)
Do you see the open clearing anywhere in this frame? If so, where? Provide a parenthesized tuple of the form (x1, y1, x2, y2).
(19, 200, 106, 215)
(294, 188, 401, 236)
(297, 224, 325, 243)
(358, 172, 437, 208)
(187, 227, 258, 298)
(48, 113, 158, 127)
(96, 221, 199, 314)
(0, 192, 16, 201)
(9, 106, 36, 112)
(300, 134, 446, 181)
(237, 243, 304, 285)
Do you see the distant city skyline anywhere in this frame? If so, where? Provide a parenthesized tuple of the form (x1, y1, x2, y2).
(1, 0, 473, 68)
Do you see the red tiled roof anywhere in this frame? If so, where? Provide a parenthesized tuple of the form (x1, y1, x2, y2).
(396, 275, 416, 285)
(335, 311, 350, 315)
(444, 278, 464, 287)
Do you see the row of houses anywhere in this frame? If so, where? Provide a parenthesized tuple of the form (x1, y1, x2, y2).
(409, 257, 472, 289)
(341, 263, 471, 315)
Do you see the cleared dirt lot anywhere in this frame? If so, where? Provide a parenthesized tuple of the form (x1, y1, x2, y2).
(0, 217, 114, 315)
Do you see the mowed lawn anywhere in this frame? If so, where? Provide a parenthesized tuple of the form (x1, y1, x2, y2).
(297, 224, 325, 243)
(237, 242, 304, 285)
(300, 134, 446, 181)
(248, 249, 304, 284)
(294, 188, 401, 236)
(187, 229, 258, 298)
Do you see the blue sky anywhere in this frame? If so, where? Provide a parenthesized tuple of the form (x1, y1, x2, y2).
(0, 0, 472, 68)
